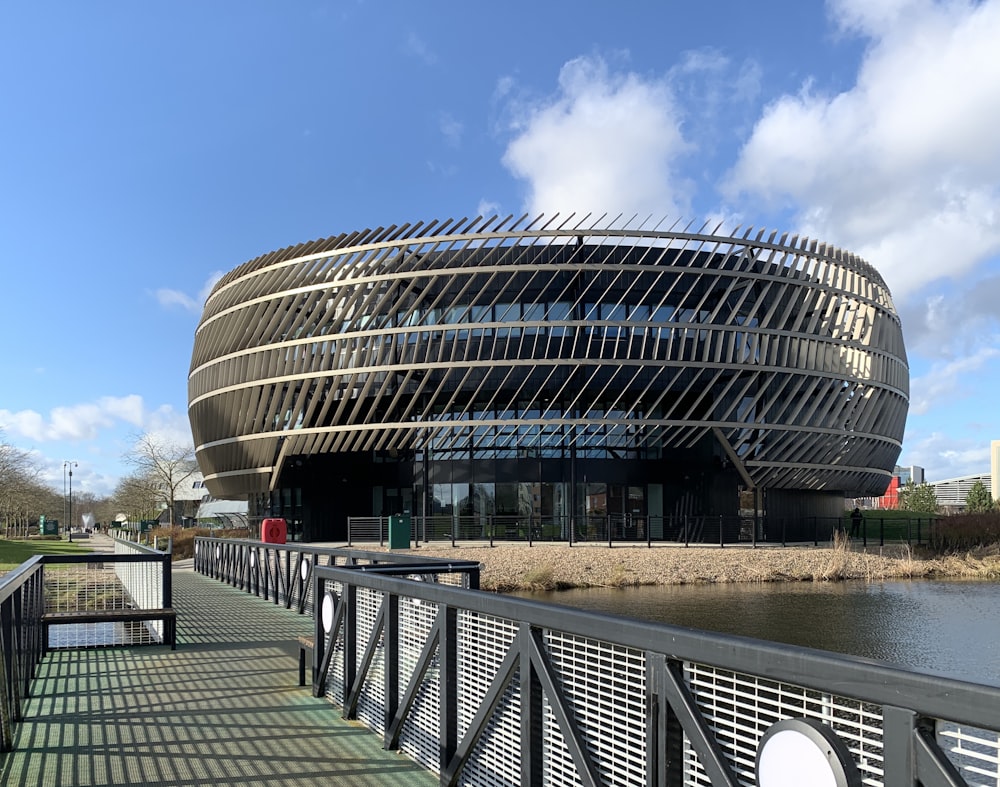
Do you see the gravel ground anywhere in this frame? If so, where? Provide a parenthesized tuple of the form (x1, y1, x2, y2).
(390, 540, 952, 592)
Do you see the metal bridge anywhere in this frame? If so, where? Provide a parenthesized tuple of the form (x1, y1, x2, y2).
(3, 536, 1000, 786)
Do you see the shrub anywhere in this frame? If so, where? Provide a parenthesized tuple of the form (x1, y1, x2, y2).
(148, 526, 251, 560)
(927, 512, 1000, 553)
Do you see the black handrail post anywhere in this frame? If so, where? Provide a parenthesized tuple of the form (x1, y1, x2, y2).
(880, 517, 885, 547)
(719, 516, 724, 548)
(608, 515, 613, 549)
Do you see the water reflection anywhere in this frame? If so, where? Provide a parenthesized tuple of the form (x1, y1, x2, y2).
(518, 580, 1000, 684)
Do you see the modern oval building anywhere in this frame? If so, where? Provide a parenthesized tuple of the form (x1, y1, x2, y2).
(188, 216, 908, 542)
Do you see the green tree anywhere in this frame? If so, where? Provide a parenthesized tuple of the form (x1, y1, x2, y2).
(897, 481, 938, 514)
(965, 480, 993, 514)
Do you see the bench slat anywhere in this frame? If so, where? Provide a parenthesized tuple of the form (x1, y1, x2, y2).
(42, 609, 176, 624)
(41, 608, 177, 650)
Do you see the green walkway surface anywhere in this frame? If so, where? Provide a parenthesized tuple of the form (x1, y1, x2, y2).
(1, 570, 437, 787)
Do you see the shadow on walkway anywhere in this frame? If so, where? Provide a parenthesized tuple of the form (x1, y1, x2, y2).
(1, 571, 435, 786)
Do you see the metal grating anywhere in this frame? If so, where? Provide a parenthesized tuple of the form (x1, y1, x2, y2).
(296, 559, 1000, 787)
(355, 586, 386, 735)
(684, 663, 884, 786)
(44, 564, 160, 649)
(939, 725, 1000, 787)
(545, 633, 647, 786)
(398, 595, 443, 773)
(458, 612, 521, 787)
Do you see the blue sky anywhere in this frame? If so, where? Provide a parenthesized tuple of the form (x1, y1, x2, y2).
(3, 0, 999, 498)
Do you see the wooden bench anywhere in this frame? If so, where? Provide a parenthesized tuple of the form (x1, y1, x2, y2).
(297, 635, 314, 687)
(41, 608, 177, 650)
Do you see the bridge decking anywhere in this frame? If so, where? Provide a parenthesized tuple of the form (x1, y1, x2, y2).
(1, 567, 435, 787)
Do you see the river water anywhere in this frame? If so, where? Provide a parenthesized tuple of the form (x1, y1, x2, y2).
(519, 579, 1000, 685)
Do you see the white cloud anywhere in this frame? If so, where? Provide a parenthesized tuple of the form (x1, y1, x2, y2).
(501, 55, 692, 220)
(0, 395, 178, 443)
(155, 288, 198, 311)
(477, 199, 501, 218)
(898, 431, 992, 481)
(155, 272, 224, 314)
(142, 405, 196, 450)
(726, 0, 1000, 304)
(908, 347, 1000, 415)
(404, 32, 436, 65)
(439, 112, 463, 148)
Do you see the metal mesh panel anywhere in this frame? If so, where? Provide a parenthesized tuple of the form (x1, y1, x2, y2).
(355, 587, 386, 735)
(44, 565, 159, 649)
(457, 612, 521, 787)
(398, 596, 443, 774)
(939, 724, 1000, 787)
(683, 662, 884, 786)
(544, 633, 647, 787)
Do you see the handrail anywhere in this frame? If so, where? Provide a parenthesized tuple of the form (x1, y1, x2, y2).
(0, 542, 173, 752)
(302, 562, 1000, 786)
(194, 536, 480, 615)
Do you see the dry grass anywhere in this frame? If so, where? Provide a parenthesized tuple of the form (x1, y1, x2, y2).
(396, 538, 1000, 592)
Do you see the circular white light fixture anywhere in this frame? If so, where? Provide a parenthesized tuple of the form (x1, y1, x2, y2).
(756, 718, 861, 787)
(300, 558, 310, 581)
(321, 592, 337, 633)
(215, 546, 221, 561)
(249, 550, 256, 568)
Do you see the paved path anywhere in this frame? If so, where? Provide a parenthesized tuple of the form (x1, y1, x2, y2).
(1, 563, 436, 786)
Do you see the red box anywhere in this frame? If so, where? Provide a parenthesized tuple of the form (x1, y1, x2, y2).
(261, 517, 287, 544)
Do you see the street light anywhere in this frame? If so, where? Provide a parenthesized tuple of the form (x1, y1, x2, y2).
(63, 461, 77, 538)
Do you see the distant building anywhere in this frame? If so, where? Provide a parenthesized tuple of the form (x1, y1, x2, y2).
(931, 473, 992, 514)
(895, 465, 924, 486)
(859, 464, 924, 510)
(156, 471, 209, 525)
(992, 441, 1000, 502)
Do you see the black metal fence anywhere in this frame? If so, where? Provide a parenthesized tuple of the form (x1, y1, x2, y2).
(188, 538, 1000, 786)
(348, 513, 939, 548)
(194, 537, 481, 614)
(0, 541, 173, 752)
(300, 562, 1000, 786)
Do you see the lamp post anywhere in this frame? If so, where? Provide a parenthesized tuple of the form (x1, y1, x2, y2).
(62, 463, 68, 534)
(63, 461, 77, 539)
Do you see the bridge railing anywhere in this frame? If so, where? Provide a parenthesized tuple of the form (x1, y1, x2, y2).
(0, 539, 173, 752)
(300, 562, 1000, 787)
(194, 537, 480, 616)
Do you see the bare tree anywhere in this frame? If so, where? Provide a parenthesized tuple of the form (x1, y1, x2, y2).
(0, 431, 45, 537)
(122, 433, 199, 526)
(112, 472, 163, 528)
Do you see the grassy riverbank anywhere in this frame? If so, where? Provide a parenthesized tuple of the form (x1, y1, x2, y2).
(398, 537, 1000, 592)
(0, 538, 92, 571)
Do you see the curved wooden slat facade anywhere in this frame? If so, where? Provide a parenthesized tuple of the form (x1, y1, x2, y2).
(189, 215, 908, 540)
